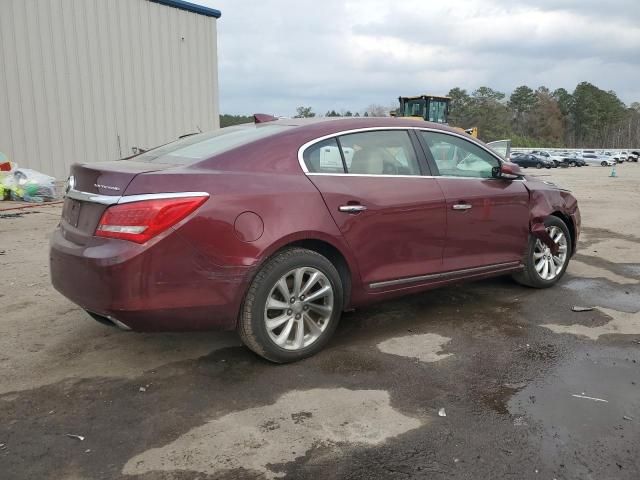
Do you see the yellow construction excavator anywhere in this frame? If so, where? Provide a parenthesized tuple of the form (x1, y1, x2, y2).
(396, 95, 478, 138)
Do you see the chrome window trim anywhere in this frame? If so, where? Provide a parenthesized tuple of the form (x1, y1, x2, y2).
(369, 261, 521, 289)
(305, 172, 525, 182)
(297, 126, 506, 175)
(66, 189, 209, 205)
(306, 172, 436, 179)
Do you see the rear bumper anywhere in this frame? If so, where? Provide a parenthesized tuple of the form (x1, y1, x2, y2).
(50, 227, 251, 331)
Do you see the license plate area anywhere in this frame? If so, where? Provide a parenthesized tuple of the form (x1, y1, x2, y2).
(62, 198, 82, 227)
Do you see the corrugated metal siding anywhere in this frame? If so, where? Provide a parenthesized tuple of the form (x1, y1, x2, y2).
(0, 0, 219, 179)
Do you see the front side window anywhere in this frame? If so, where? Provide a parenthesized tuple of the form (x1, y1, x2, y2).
(338, 130, 421, 176)
(420, 131, 499, 178)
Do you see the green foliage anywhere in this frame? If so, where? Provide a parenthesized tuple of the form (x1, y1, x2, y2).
(445, 82, 637, 147)
(294, 106, 316, 118)
(219, 114, 253, 128)
(509, 86, 537, 114)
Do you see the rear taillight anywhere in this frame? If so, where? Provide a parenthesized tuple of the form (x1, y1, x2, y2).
(95, 195, 208, 243)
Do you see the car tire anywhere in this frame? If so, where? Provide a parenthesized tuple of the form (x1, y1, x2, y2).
(536, 163, 543, 169)
(238, 248, 343, 363)
(512, 216, 572, 289)
(569, 161, 576, 167)
(601, 161, 607, 166)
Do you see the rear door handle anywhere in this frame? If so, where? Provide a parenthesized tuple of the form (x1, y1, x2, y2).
(452, 203, 472, 210)
(339, 205, 367, 213)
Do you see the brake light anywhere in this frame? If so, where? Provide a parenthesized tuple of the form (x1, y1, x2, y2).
(95, 196, 208, 243)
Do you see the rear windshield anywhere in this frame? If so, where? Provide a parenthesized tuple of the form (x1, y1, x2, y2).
(135, 124, 292, 164)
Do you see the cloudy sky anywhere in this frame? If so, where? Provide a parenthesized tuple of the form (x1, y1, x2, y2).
(200, 0, 640, 116)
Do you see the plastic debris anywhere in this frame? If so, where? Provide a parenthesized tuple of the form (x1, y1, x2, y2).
(65, 434, 85, 441)
(572, 306, 594, 312)
(513, 416, 528, 426)
(438, 408, 446, 417)
(503, 382, 528, 389)
(139, 386, 147, 392)
(1, 167, 57, 202)
(571, 394, 608, 403)
(623, 415, 633, 421)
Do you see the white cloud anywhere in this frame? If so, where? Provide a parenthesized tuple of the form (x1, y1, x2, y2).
(200, 0, 640, 115)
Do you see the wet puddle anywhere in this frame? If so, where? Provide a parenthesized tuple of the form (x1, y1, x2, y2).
(508, 347, 640, 473)
(562, 278, 640, 312)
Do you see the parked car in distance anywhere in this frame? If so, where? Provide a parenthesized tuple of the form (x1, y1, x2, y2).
(531, 150, 567, 167)
(511, 153, 555, 169)
(559, 152, 586, 167)
(50, 117, 580, 362)
(581, 153, 615, 167)
(606, 151, 625, 163)
(628, 151, 639, 162)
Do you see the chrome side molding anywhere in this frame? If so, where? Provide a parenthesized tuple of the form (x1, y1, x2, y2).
(369, 261, 521, 289)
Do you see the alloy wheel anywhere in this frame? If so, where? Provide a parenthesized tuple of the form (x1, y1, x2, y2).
(533, 226, 568, 281)
(264, 267, 334, 351)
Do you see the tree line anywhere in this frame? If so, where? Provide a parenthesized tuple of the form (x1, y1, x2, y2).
(220, 82, 639, 148)
(447, 82, 639, 148)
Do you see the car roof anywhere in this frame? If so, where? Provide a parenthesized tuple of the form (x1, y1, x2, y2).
(266, 116, 467, 138)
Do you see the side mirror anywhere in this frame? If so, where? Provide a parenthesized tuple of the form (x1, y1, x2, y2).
(497, 162, 522, 178)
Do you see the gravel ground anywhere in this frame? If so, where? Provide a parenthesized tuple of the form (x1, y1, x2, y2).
(1, 163, 639, 479)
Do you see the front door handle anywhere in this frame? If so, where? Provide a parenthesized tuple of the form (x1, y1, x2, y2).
(339, 205, 367, 213)
(452, 203, 472, 211)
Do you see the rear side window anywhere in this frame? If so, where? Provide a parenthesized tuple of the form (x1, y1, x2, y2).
(302, 130, 421, 176)
(303, 138, 346, 173)
(339, 130, 420, 176)
(136, 124, 292, 164)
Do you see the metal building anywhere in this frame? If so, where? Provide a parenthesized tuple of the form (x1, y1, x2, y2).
(0, 0, 221, 179)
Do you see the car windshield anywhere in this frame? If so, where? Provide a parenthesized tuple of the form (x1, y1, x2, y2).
(135, 124, 292, 164)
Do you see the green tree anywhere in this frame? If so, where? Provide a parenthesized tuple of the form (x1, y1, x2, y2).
(572, 82, 625, 146)
(294, 106, 316, 118)
(469, 87, 510, 142)
(219, 114, 253, 128)
(508, 86, 537, 136)
(527, 90, 565, 146)
(447, 87, 471, 127)
(509, 86, 537, 113)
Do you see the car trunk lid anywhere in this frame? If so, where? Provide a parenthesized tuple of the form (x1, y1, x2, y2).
(61, 161, 172, 242)
(71, 160, 169, 196)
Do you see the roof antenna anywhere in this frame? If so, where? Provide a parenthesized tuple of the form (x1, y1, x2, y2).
(254, 113, 278, 123)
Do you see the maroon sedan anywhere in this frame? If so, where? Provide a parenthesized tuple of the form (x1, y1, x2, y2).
(50, 117, 580, 362)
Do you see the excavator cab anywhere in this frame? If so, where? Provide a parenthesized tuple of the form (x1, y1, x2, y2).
(398, 95, 450, 124)
(396, 94, 478, 138)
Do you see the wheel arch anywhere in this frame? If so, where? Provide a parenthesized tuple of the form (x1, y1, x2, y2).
(250, 233, 361, 310)
(550, 211, 576, 256)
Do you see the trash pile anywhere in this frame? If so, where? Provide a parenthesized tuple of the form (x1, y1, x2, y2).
(0, 155, 58, 203)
